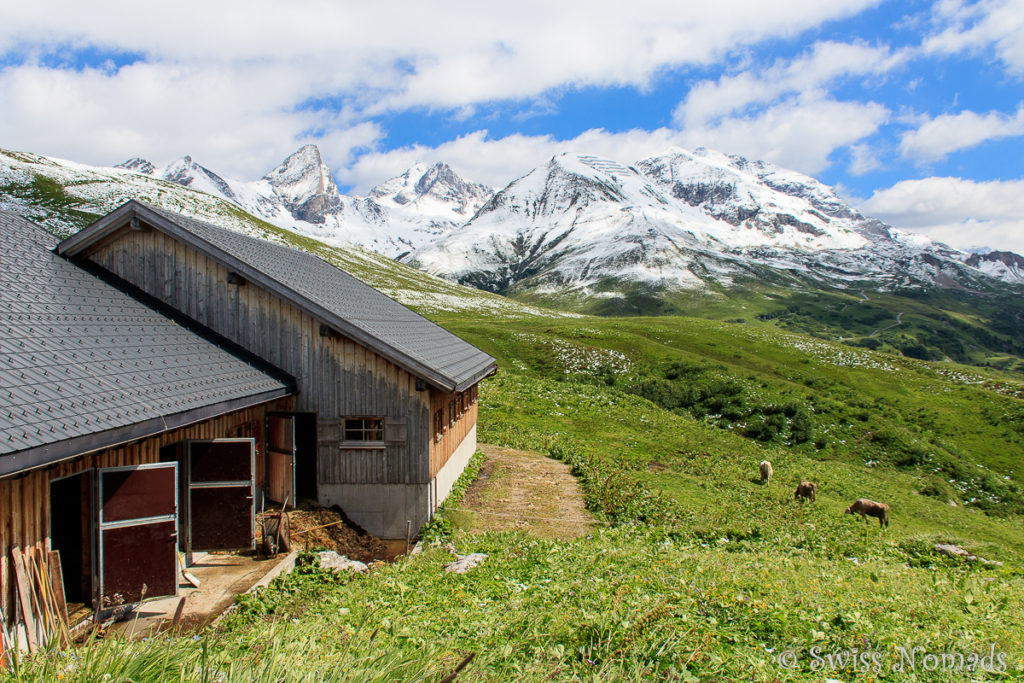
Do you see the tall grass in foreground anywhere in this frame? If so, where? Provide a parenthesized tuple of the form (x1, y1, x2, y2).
(3, 617, 444, 682)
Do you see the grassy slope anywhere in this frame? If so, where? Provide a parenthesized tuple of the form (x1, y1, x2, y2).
(516, 276, 1024, 374)
(5, 160, 1024, 679)
(14, 315, 1024, 681)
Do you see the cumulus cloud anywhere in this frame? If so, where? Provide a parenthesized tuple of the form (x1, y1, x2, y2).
(859, 176, 1024, 252)
(0, 0, 879, 176)
(899, 105, 1024, 161)
(338, 128, 689, 192)
(674, 40, 904, 128)
(0, 62, 369, 178)
(923, 0, 1024, 75)
(679, 96, 889, 175)
(848, 143, 883, 175)
(669, 41, 897, 177)
(340, 96, 888, 194)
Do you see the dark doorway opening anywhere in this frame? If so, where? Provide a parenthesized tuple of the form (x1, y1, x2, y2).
(294, 413, 317, 501)
(49, 470, 93, 604)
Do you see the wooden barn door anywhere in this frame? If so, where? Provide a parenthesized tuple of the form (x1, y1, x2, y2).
(185, 439, 255, 561)
(96, 463, 178, 607)
(267, 414, 296, 506)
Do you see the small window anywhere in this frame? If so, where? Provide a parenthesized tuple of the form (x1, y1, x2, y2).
(434, 409, 444, 442)
(342, 417, 384, 442)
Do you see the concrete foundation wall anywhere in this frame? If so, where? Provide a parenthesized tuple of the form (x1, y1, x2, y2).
(320, 427, 476, 539)
(318, 482, 429, 539)
(431, 426, 476, 512)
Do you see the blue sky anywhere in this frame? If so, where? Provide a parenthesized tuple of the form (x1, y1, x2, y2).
(1, 0, 1022, 251)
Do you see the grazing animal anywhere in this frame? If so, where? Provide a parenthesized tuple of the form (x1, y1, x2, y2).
(759, 460, 773, 485)
(794, 480, 817, 503)
(845, 499, 889, 528)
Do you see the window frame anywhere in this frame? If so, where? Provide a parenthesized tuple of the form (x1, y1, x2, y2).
(340, 416, 386, 448)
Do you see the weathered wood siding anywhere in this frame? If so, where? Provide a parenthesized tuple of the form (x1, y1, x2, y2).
(0, 398, 289, 626)
(82, 226, 433, 488)
(428, 386, 479, 479)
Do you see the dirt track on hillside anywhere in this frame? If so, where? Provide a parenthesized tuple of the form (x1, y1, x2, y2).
(451, 444, 595, 540)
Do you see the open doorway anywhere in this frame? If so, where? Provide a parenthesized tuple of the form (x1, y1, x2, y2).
(49, 470, 94, 606)
(267, 413, 317, 505)
(294, 413, 317, 502)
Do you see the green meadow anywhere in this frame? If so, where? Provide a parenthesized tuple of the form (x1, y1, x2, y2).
(11, 313, 1024, 681)
(4, 173, 1024, 680)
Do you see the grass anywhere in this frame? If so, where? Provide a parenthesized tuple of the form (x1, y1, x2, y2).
(5, 158, 1024, 680)
(514, 276, 1024, 373)
(10, 313, 1023, 681)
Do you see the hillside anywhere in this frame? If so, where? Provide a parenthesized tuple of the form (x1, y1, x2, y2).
(6, 146, 1024, 375)
(14, 311, 1024, 681)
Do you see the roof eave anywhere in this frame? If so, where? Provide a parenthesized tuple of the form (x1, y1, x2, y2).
(451, 361, 498, 394)
(0, 386, 293, 478)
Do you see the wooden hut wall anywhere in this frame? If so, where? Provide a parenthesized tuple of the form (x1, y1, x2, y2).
(84, 226, 432, 487)
(428, 385, 479, 479)
(0, 398, 290, 626)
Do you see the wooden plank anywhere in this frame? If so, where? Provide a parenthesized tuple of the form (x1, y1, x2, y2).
(0, 478, 9, 622)
(10, 548, 38, 651)
(47, 551, 70, 633)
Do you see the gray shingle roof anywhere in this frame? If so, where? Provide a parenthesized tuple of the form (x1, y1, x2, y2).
(0, 210, 292, 469)
(59, 201, 496, 392)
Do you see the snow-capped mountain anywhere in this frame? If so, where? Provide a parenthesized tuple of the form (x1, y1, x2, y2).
(370, 161, 493, 217)
(6, 142, 1023, 298)
(406, 148, 1007, 296)
(962, 250, 1024, 284)
(0, 147, 553, 318)
(113, 145, 494, 257)
(261, 144, 342, 222)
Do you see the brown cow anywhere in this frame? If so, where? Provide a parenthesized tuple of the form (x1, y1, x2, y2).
(845, 499, 889, 528)
(794, 480, 817, 503)
(759, 460, 773, 485)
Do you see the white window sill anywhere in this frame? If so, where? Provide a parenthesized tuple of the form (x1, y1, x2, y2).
(339, 442, 386, 450)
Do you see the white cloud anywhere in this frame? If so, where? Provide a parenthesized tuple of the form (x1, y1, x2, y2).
(679, 96, 889, 175)
(674, 40, 903, 128)
(923, 0, 1024, 74)
(0, 1, 882, 106)
(0, 62, 377, 179)
(848, 143, 882, 175)
(859, 176, 1024, 252)
(668, 40, 896, 178)
(899, 105, 1024, 161)
(0, 0, 880, 177)
(338, 128, 687, 192)
(340, 99, 888, 193)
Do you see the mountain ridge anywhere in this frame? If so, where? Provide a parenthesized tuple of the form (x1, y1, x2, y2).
(9, 143, 1024, 298)
(407, 149, 1020, 299)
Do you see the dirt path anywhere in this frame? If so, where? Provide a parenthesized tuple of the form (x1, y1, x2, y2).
(870, 310, 904, 336)
(450, 444, 595, 540)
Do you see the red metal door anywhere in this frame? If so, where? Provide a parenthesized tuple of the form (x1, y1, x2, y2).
(267, 414, 296, 505)
(186, 439, 255, 558)
(97, 463, 178, 607)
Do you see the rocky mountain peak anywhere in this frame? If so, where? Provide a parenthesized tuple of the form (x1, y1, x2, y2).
(157, 155, 238, 202)
(369, 161, 492, 217)
(261, 145, 341, 223)
(114, 157, 156, 175)
(963, 250, 1024, 284)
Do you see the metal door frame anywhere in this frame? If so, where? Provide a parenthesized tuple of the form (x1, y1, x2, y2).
(95, 462, 179, 606)
(184, 438, 255, 564)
